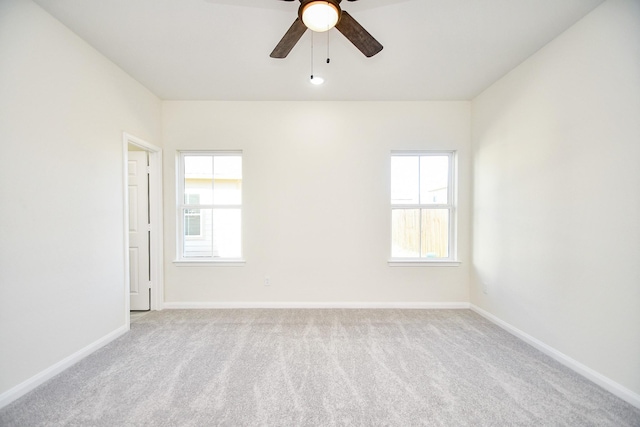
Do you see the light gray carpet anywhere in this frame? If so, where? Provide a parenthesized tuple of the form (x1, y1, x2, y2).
(1, 309, 639, 426)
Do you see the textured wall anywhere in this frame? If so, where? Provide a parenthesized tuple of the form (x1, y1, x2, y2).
(471, 0, 640, 396)
(162, 101, 471, 305)
(0, 0, 161, 397)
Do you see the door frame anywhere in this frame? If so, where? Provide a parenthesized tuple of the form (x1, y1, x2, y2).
(122, 132, 164, 326)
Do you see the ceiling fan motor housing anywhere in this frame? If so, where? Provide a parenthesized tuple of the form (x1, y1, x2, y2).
(299, 0, 343, 31)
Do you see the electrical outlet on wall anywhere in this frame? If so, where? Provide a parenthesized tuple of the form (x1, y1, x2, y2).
(264, 277, 270, 286)
(482, 283, 488, 294)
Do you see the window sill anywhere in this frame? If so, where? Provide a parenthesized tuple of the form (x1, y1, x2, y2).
(387, 259, 461, 267)
(173, 259, 246, 267)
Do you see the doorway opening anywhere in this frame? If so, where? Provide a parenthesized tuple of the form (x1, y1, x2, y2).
(123, 133, 163, 325)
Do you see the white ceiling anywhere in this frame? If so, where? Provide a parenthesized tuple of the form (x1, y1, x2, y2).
(32, 0, 604, 101)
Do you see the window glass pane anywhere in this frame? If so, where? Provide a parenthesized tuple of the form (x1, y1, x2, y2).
(420, 156, 449, 204)
(184, 156, 213, 204)
(421, 209, 449, 258)
(391, 209, 420, 257)
(184, 208, 201, 236)
(185, 194, 200, 205)
(213, 156, 242, 205)
(391, 156, 419, 204)
(212, 209, 241, 258)
(183, 208, 213, 258)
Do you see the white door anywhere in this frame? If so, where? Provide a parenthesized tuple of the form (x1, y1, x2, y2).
(128, 151, 151, 310)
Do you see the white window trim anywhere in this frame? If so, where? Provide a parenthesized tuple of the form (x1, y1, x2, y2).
(387, 259, 461, 267)
(389, 150, 460, 266)
(173, 259, 246, 267)
(174, 150, 245, 265)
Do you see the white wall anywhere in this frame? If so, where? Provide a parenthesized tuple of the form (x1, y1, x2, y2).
(0, 0, 161, 398)
(163, 101, 471, 305)
(471, 0, 640, 397)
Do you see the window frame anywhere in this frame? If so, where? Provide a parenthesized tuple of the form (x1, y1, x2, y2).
(388, 150, 460, 266)
(174, 150, 245, 266)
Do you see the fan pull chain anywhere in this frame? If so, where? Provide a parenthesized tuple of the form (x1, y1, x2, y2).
(310, 31, 314, 80)
(309, 31, 324, 85)
(326, 30, 330, 64)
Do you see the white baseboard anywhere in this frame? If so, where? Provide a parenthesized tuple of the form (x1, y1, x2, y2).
(0, 325, 129, 409)
(163, 301, 471, 309)
(470, 304, 640, 409)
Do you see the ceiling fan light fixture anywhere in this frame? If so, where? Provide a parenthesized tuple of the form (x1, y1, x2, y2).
(301, 1, 340, 33)
(310, 75, 324, 85)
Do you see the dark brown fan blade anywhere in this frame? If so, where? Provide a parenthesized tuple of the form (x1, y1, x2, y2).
(270, 18, 307, 58)
(335, 10, 383, 57)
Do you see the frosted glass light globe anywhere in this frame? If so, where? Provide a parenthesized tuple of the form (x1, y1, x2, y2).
(302, 2, 339, 32)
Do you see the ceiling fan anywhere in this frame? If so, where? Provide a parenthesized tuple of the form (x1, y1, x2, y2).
(271, 0, 383, 59)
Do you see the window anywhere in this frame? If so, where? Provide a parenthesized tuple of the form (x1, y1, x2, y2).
(176, 151, 243, 262)
(390, 151, 457, 263)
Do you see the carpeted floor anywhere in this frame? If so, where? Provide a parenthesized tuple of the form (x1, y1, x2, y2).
(1, 309, 639, 426)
